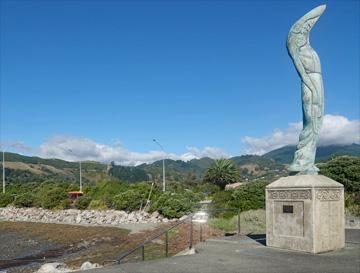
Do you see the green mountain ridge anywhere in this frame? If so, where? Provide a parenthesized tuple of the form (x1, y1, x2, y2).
(1, 144, 359, 184)
(263, 143, 360, 164)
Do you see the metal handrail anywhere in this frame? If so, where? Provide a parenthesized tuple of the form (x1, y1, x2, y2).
(116, 208, 241, 264)
(117, 213, 194, 263)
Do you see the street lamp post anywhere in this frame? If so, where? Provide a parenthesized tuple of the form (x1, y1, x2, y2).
(153, 139, 166, 192)
(2, 150, 5, 194)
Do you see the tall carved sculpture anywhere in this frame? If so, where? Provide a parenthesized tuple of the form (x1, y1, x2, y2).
(287, 5, 326, 175)
(266, 5, 345, 254)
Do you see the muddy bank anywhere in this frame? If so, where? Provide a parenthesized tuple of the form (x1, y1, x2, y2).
(0, 229, 58, 261)
(0, 219, 224, 273)
(0, 221, 130, 273)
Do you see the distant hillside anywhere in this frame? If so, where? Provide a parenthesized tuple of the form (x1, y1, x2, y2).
(1, 144, 359, 184)
(135, 155, 287, 183)
(1, 152, 108, 184)
(3, 152, 106, 171)
(263, 144, 360, 164)
(230, 155, 287, 182)
(140, 157, 214, 182)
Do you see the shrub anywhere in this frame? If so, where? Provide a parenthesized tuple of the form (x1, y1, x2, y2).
(74, 196, 92, 210)
(89, 180, 128, 200)
(231, 181, 266, 211)
(57, 199, 72, 210)
(319, 156, 360, 193)
(102, 194, 115, 209)
(113, 190, 144, 211)
(211, 191, 234, 209)
(0, 193, 13, 207)
(88, 199, 108, 210)
(151, 192, 200, 218)
(39, 188, 67, 209)
(211, 182, 267, 215)
(14, 192, 35, 208)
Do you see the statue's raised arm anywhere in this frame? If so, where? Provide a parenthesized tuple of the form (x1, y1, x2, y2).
(287, 5, 326, 175)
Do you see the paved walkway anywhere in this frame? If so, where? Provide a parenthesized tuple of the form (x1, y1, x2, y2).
(82, 229, 360, 273)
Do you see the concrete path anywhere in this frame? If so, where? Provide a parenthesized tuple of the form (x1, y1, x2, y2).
(81, 229, 360, 273)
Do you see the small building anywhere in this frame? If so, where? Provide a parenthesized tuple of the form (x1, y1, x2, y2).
(67, 191, 83, 200)
(225, 182, 244, 190)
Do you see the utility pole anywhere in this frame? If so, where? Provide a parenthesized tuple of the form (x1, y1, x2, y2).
(68, 149, 82, 192)
(153, 139, 166, 192)
(79, 160, 82, 192)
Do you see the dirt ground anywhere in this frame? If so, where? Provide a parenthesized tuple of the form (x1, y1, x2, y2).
(0, 221, 224, 273)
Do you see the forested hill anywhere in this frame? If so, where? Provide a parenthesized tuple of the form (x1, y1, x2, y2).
(263, 143, 360, 164)
(2, 152, 106, 171)
(1, 144, 359, 184)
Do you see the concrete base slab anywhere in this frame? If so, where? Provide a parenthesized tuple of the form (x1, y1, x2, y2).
(266, 175, 345, 253)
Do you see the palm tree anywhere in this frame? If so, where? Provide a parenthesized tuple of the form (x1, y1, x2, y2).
(204, 159, 240, 190)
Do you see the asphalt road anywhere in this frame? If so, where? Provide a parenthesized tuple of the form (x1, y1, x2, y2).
(80, 229, 360, 273)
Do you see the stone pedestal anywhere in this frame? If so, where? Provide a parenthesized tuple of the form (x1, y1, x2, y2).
(266, 175, 344, 253)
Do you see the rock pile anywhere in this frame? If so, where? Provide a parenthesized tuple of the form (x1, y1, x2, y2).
(0, 206, 167, 226)
(36, 261, 100, 273)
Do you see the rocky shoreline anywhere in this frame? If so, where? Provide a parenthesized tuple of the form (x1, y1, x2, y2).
(0, 207, 169, 226)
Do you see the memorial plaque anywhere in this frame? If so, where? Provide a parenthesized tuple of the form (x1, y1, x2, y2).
(283, 205, 293, 213)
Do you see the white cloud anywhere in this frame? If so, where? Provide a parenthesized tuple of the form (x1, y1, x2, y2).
(4, 114, 358, 163)
(242, 114, 360, 155)
(0, 141, 33, 153)
(182, 146, 230, 160)
(25, 135, 229, 166)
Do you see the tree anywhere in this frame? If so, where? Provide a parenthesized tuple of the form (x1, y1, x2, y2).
(319, 156, 360, 216)
(203, 159, 240, 190)
(319, 156, 360, 193)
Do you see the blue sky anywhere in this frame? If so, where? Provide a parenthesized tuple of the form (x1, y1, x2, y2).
(0, 0, 359, 164)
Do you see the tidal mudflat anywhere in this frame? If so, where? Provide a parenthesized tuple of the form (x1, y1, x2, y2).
(0, 221, 132, 273)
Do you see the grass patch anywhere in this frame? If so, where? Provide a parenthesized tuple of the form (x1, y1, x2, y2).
(240, 209, 266, 234)
(208, 218, 237, 232)
(208, 209, 266, 234)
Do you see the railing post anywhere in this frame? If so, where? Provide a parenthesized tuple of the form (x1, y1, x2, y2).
(237, 209, 241, 236)
(189, 215, 193, 249)
(165, 231, 169, 257)
(141, 245, 145, 261)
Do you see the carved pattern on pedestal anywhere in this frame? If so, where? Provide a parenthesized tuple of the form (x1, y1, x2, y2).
(315, 189, 341, 201)
(268, 190, 312, 200)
